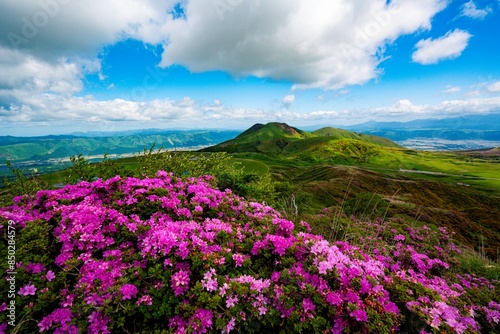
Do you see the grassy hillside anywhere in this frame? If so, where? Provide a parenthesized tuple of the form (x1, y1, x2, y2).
(313, 127, 400, 147)
(233, 122, 312, 143)
(203, 122, 398, 154)
(202, 122, 314, 154)
(200, 123, 500, 259)
(203, 123, 499, 193)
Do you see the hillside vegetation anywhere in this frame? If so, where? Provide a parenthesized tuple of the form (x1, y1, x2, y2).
(203, 122, 398, 154)
(202, 122, 500, 259)
(1, 169, 499, 333)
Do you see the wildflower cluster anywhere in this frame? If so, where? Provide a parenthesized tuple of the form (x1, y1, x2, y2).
(0, 172, 498, 333)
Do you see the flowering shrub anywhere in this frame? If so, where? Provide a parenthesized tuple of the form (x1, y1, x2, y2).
(0, 172, 498, 333)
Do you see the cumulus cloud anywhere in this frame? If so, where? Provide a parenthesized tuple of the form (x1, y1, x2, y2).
(460, 1, 491, 19)
(0, 0, 452, 103)
(160, 0, 448, 90)
(374, 97, 500, 116)
(0, 0, 174, 60)
(281, 95, 296, 109)
(0, 0, 180, 109)
(0, 46, 86, 103)
(1, 0, 494, 135)
(412, 29, 472, 65)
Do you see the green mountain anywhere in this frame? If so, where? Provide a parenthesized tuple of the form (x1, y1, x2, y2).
(312, 127, 400, 147)
(235, 122, 311, 142)
(202, 122, 313, 153)
(202, 122, 399, 154)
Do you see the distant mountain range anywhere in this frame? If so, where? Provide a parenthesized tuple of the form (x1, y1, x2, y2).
(344, 114, 500, 142)
(0, 130, 240, 163)
(348, 114, 500, 130)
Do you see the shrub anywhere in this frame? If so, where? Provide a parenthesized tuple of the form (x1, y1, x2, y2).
(0, 173, 498, 333)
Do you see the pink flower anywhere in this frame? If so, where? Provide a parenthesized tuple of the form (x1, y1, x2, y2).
(188, 309, 213, 333)
(222, 317, 236, 334)
(25, 263, 45, 274)
(201, 268, 218, 292)
(136, 295, 153, 306)
(171, 270, 190, 296)
(120, 284, 138, 300)
(303, 298, 316, 313)
(226, 295, 238, 308)
(88, 311, 110, 334)
(46, 270, 56, 281)
(350, 309, 368, 322)
(394, 234, 405, 242)
(326, 292, 342, 306)
(18, 283, 36, 296)
(232, 253, 245, 267)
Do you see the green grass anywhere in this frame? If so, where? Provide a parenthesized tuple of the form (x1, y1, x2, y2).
(232, 122, 313, 144)
(233, 158, 270, 175)
(313, 127, 400, 148)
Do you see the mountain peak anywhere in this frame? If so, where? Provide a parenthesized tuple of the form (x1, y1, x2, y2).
(236, 123, 265, 138)
(235, 122, 310, 142)
(267, 122, 304, 137)
(202, 121, 400, 154)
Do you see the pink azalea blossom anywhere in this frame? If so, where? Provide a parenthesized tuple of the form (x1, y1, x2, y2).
(18, 283, 36, 296)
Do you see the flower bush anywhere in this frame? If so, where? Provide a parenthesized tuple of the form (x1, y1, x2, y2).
(0, 171, 498, 333)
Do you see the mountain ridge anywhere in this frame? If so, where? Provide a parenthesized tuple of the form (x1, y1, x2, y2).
(202, 122, 400, 154)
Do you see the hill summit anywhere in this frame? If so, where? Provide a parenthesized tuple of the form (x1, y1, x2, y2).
(234, 122, 311, 142)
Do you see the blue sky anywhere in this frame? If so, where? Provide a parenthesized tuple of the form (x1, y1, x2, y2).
(0, 0, 499, 136)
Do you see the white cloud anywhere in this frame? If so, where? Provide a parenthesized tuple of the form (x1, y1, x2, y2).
(1, 93, 499, 135)
(0, 0, 174, 60)
(487, 81, 500, 93)
(160, 0, 448, 90)
(281, 95, 296, 109)
(374, 97, 500, 116)
(443, 86, 461, 94)
(0, 0, 178, 106)
(460, 1, 491, 19)
(0, 46, 85, 107)
(0, 0, 451, 105)
(412, 29, 472, 65)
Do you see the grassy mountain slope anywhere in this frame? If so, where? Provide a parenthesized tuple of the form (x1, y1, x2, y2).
(313, 127, 400, 148)
(203, 122, 399, 154)
(234, 122, 312, 143)
(202, 122, 500, 259)
(203, 123, 500, 192)
(286, 164, 500, 255)
(202, 123, 312, 153)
